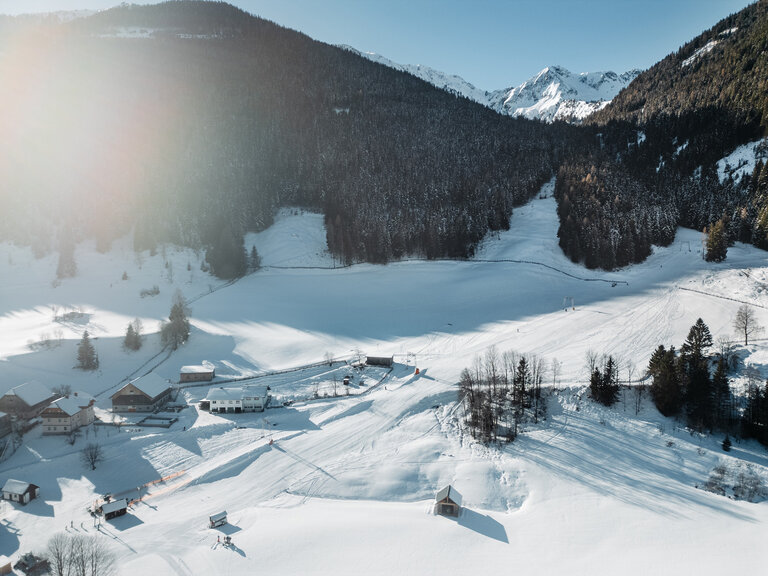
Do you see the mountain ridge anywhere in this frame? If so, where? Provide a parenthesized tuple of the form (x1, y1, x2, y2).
(343, 45, 639, 123)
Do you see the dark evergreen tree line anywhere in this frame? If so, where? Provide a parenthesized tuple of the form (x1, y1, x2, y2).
(647, 318, 739, 434)
(459, 348, 546, 443)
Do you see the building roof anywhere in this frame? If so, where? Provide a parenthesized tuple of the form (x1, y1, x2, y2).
(2, 479, 36, 495)
(118, 374, 171, 400)
(101, 498, 128, 515)
(208, 386, 268, 401)
(435, 485, 462, 506)
(46, 397, 81, 417)
(242, 385, 268, 398)
(207, 387, 244, 401)
(181, 364, 215, 374)
(4, 381, 54, 407)
(209, 510, 227, 522)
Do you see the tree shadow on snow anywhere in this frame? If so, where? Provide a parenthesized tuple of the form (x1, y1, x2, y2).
(517, 409, 759, 522)
(0, 519, 20, 557)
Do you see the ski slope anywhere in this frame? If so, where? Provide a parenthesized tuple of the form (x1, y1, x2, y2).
(0, 181, 766, 574)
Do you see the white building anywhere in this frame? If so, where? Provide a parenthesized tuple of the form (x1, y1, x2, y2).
(41, 396, 95, 435)
(207, 385, 269, 413)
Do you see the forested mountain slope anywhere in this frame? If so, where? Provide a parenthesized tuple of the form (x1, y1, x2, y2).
(0, 1, 583, 274)
(555, 0, 768, 270)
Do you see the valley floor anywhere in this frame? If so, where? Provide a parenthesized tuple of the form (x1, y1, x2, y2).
(0, 183, 766, 574)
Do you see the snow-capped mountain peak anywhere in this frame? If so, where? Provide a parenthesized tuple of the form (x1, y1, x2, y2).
(343, 46, 639, 124)
(491, 65, 641, 122)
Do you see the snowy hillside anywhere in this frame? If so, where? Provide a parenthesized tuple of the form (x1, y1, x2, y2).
(0, 182, 767, 574)
(343, 46, 639, 123)
(338, 45, 491, 105)
(488, 65, 641, 122)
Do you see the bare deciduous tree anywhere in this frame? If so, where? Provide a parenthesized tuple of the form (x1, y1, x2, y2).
(80, 443, 103, 471)
(46, 533, 116, 576)
(716, 336, 737, 370)
(733, 304, 763, 346)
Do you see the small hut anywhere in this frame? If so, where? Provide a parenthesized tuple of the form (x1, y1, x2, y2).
(180, 365, 216, 383)
(366, 355, 393, 367)
(434, 485, 462, 517)
(1, 479, 39, 505)
(209, 511, 227, 528)
(99, 498, 128, 520)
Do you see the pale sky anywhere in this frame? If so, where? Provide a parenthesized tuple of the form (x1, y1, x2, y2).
(0, 0, 756, 89)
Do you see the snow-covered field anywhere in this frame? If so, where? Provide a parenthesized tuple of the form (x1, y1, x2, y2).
(0, 181, 766, 574)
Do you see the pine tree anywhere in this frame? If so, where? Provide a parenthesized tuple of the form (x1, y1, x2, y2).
(161, 290, 190, 350)
(705, 218, 728, 262)
(123, 319, 142, 351)
(648, 345, 683, 416)
(249, 245, 262, 271)
(681, 319, 714, 430)
(681, 318, 713, 359)
(590, 355, 620, 406)
(76, 330, 99, 370)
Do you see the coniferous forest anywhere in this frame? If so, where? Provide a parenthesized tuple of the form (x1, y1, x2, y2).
(0, 1, 583, 274)
(2, 1, 768, 275)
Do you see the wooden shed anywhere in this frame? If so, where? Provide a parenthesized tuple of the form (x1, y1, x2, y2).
(1, 479, 39, 505)
(366, 355, 394, 367)
(209, 510, 227, 528)
(99, 498, 128, 520)
(434, 485, 462, 517)
(180, 364, 216, 383)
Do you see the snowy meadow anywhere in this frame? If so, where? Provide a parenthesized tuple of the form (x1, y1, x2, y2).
(0, 182, 766, 575)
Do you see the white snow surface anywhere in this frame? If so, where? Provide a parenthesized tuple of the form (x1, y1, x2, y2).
(682, 40, 719, 67)
(0, 182, 767, 574)
(717, 138, 767, 183)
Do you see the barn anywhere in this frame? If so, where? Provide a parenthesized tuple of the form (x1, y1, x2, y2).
(434, 485, 462, 517)
(180, 364, 216, 383)
(99, 498, 129, 520)
(0, 381, 57, 420)
(111, 374, 172, 413)
(1, 479, 39, 505)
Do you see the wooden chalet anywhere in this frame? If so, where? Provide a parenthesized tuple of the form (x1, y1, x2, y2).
(0, 381, 57, 420)
(434, 485, 462, 517)
(99, 498, 128, 520)
(180, 364, 216, 383)
(1, 479, 39, 505)
(111, 374, 172, 413)
(41, 396, 95, 435)
(366, 355, 394, 367)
